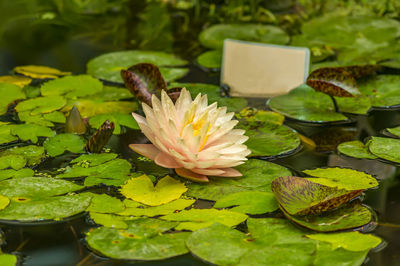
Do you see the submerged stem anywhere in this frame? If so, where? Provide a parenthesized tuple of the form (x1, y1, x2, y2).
(330, 95, 339, 113)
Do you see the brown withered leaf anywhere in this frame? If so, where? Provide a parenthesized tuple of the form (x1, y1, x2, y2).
(86, 120, 115, 153)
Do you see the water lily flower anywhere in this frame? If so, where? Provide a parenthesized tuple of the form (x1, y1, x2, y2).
(129, 88, 251, 182)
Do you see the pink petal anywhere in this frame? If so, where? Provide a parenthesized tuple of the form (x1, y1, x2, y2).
(129, 144, 160, 160)
(218, 168, 243, 177)
(191, 168, 225, 176)
(155, 152, 181, 168)
(175, 168, 209, 182)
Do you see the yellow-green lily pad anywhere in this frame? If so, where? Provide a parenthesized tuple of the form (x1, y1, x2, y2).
(337, 140, 377, 159)
(89, 212, 128, 229)
(87, 194, 125, 214)
(0, 83, 26, 115)
(44, 133, 86, 157)
(0, 195, 10, 210)
(13, 65, 71, 79)
(118, 198, 195, 217)
(15, 96, 66, 115)
(11, 124, 55, 143)
(89, 113, 139, 134)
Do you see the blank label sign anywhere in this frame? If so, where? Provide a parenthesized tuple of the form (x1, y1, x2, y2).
(221, 39, 310, 97)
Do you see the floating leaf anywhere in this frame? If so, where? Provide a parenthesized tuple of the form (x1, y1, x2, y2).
(337, 140, 377, 159)
(57, 158, 132, 187)
(0, 193, 92, 222)
(0, 169, 34, 181)
(0, 155, 26, 170)
(89, 212, 128, 229)
(85, 120, 114, 153)
(0, 125, 18, 145)
(14, 65, 71, 79)
(0, 176, 83, 198)
(186, 159, 291, 201)
(268, 84, 350, 123)
(170, 83, 248, 112)
(44, 133, 86, 157)
(303, 167, 378, 190)
(62, 99, 138, 118)
(93, 86, 132, 101)
(1, 145, 45, 166)
(284, 203, 373, 232)
(0, 254, 18, 266)
(86, 218, 189, 260)
(18, 111, 55, 127)
(313, 242, 369, 266)
(386, 126, 400, 138)
(87, 194, 125, 214)
(196, 50, 222, 69)
(199, 24, 289, 50)
(65, 106, 86, 134)
(89, 113, 139, 134)
(11, 124, 55, 143)
(368, 136, 400, 163)
(214, 191, 278, 215)
(120, 175, 187, 206)
(0, 83, 26, 115)
(119, 198, 195, 217)
(271, 176, 363, 216)
(306, 67, 360, 97)
(358, 75, 400, 108)
(161, 209, 248, 231)
(121, 63, 168, 106)
(0, 195, 10, 210)
(41, 75, 103, 99)
(306, 232, 381, 252)
(15, 96, 66, 115)
(43, 111, 66, 123)
(0, 75, 31, 87)
(87, 50, 188, 84)
(71, 153, 118, 166)
(235, 108, 300, 157)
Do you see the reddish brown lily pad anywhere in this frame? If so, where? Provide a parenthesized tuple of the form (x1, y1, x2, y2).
(306, 67, 360, 97)
(86, 120, 115, 153)
(271, 176, 363, 216)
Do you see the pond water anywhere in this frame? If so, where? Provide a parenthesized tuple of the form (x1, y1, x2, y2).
(1, 1, 400, 266)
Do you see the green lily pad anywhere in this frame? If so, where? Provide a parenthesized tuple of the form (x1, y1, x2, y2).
(0, 155, 25, 170)
(313, 242, 369, 266)
(41, 75, 103, 99)
(89, 212, 128, 229)
(93, 86, 132, 101)
(89, 113, 139, 134)
(0, 195, 10, 210)
(119, 198, 195, 217)
(368, 136, 400, 163)
(235, 108, 300, 157)
(170, 82, 248, 112)
(0, 176, 83, 198)
(86, 218, 189, 261)
(57, 158, 132, 187)
(271, 176, 363, 216)
(386, 126, 400, 138)
(199, 24, 289, 50)
(86, 50, 188, 84)
(1, 145, 45, 166)
(358, 75, 400, 108)
(0, 125, 18, 145)
(214, 191, 278, 215)
(196, 50, 222, 69)
(267, 84, 350, 123)
(15, 96, 66, 115)
(44, 133, 86, 157)
(11, 124, 55, 143)
(87, 194, 125, 214)
(306, 231, 381, 252)
(0, 193, 92, 222)
(71, 153, 118, 166)
(161, 209, 248, 231)
(303, 167, 378, 190)
(337, 140, 377, 159)
(0, 169, 34, 181)
(186, 159, 291, 201)
(20, 111, 66, 127)
(120, 175, 187, 206)
(0, 254, 18, 266)
(0, 83, 26, 115)
(284, 203, 373, 232)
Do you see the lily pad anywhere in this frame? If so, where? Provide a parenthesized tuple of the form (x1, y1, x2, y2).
(0, 196, 10, 210)
(0, 75, 31, 87)
(337, 140, 377, 159)
(0, 176, 83, 198)
(170, 82, 248, 112)
(306, 231, 381, 252)
(0, 83, 26, 115)
(303, 167, 378, 190)
(89, 113, 139, 134)
(10, 124, 55, 143)
(120, 175, 187, 206)
(118, 198, 195, 217)
(0, 125, 18, 145)
(267, 84, 350, 123)
(186, 159, 291, 201)
(86, 50, 188, 84)
(284, 203, 373, 232)
(368, 136, 400, 163)
(0, 155, 26, 170)
(271, 176, 363, 216)
(358, 75, 400, 108)
(89, 213, 128, 229)
(0, 193, 92, 222)
(41, 75, 103, 99)
(214, 191, 278, 215)
(87, 194, 125, 214)
(93, 86, 132, 101)
(13, 65, 71, 79)
(386, 126, 400, 138)
(199, 24, 289, 50)
(71, 153, 118, 166)
(15, 96, 66, 115)
(57, 158, 132, 187)
(313, 242, 369, 266)
(196, 50, 222, 69)
(161, 209, 248, 231)
(0, 169, 34, 181)
(235, 108, 300, 157)
(86, 218, 189, 261)
(44, 133, 86, 157)
(62, 99, 138, 118)
(1, 145, 45, 166)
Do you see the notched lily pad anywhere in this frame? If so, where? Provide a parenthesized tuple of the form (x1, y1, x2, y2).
(0, 75, 31, 88)
(13, 65, 71, 79)
(15, 96, 66, 115)
(0, 169, 34, 181)
(0, 83, 26, 116)
(71, 153, 118, 166)
(0, 125, 18, 145)
(337, 140, 377, 159)
(89, 113, 139, 134)
(271, 176, 363, 216)
(368, 136, 400, 163)
(1, 145, 45, 166)
(89, 213, 128, 229)
(87, 194, 125, 214)
(196, 50, 222, 69)
(11, 124, 55, 143)
(44, 133, 86, 157)
(118, 198, 195, 217)
(385, 126, 400, 138)
(358, 75, 400, 109)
